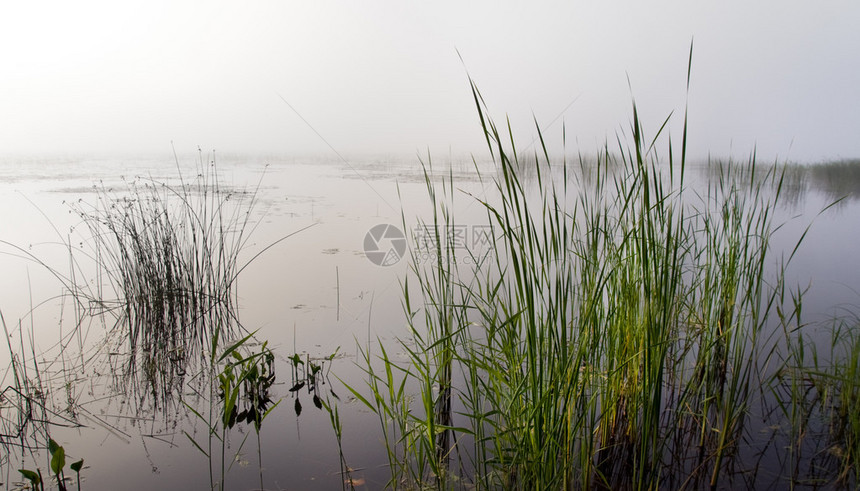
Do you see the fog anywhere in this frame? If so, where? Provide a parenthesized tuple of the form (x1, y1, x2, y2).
(1, 1, 858, 162)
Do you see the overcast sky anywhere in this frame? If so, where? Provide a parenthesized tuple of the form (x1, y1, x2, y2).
(1, 1, 858, 162)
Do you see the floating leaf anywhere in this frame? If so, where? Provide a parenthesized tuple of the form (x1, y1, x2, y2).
(313, 394, 323, 409)
(71, 459, 84, 472)
(294, 398, 302, 416)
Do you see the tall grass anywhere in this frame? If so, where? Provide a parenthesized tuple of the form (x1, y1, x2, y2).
(2, 151, 313, 424)
(825, 318, 860, 485)
(777, 309, 860, 488)
(345, 76, 805, 489)
(70, 153, 257, 362)
(62, 152, 317, 411)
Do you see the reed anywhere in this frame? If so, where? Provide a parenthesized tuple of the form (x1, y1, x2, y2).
(828, 318, 860, 485)
(65, 152, 313, 411)
(736, 158, 860, 207)
(778, 310, 860, 488)
(68, 152, 260, 379)
(344, 72, 804, 489)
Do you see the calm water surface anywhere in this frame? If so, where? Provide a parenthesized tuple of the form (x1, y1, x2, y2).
(0, 153, 858, 489)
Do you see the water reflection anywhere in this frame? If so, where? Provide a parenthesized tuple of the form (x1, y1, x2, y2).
(1, 153, 859, 489)
(702, 158, 860, 207)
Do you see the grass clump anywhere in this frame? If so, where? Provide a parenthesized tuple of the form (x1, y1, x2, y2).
(825, 319, 860, 485)
(70, 152, 258, 366)
(63, 151, 319, 412)
(778, 311, 860, 488)
(344, 77, 804, 489)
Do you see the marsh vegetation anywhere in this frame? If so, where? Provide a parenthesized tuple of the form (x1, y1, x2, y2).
(1, 93, 859, 490)
(344, 87, 860, 488)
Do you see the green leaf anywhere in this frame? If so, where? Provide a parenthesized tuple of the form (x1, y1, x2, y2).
(217, 329, 258, 363)
(19, 469, 41, 485)
(50, 444, 66, 476)
(184, 431, 210, 458)
(182, 400, 210, 426)
(48, 438, 60, 456)
(71, 459, 84, 473)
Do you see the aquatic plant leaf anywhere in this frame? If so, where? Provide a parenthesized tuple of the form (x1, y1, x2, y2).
(313, 394, 323, 409)
(261, 399, 281, 421)
(294, 398, 302, 416)
(218, 330, 258, 363)
(183, 400, 209, 425)
(211, 329, 221, 360)
(48, 439, 60, 456)
(339, 378, 375, 411)
(51, 444, 66, 476)
(184, 431, 210, 458)
(70, 459, 84, 473)
(289, 381, 305, 392)
(19, 469, 41, 485)
(327, 346, 341, 361)
(227, 404, 238, 429)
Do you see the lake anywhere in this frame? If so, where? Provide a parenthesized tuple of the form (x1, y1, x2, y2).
(1, 151, 859, 489)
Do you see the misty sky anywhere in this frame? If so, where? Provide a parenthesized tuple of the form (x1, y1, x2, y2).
(1, 1, 858, 162)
